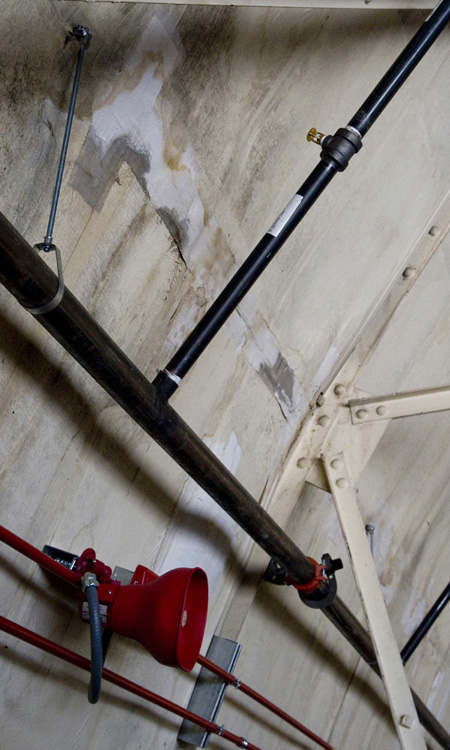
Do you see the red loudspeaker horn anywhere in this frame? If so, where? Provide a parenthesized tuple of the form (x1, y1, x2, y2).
(108, 567, 208, 672)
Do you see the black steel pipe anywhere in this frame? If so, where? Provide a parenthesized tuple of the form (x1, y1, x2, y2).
(348, 0, 450, 135)
(153, 162, 336, 398)
(0, 212, 316, 587)
(154, 0, 450, 400)
(0, 214, 449, 748)
(401, 580, 450, 664)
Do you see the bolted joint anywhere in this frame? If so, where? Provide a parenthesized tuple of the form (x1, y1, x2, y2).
(71, 25, 92, 46)
(34, 242, 56, 254)
(320, 127, 362, 171)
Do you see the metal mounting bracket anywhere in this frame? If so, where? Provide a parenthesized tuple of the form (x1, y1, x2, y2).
(178, 636, 241, 747)
(292, 383, 391, 493)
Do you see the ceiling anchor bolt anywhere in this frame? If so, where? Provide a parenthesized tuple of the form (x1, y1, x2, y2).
(31, 26, 92, 314)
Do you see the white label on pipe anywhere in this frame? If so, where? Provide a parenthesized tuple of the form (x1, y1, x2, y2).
(267, 194, 303, 237)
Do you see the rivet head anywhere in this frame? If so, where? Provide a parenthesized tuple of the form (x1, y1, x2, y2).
(429, 225, 439, 236)
(318, 415, 330, 427)
(355, 409, 368, 420)
(334, 384, 345, 397)
(336, 478, 348, 489)
(376, 405, 387, 416)
(296, 457, 308, 469)
(403, 266, 415, 279)
(330, 459, 343, 470)
(400, 714, 414, 729)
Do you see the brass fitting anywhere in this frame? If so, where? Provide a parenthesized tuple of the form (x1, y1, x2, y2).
(307, 127, 325, 145)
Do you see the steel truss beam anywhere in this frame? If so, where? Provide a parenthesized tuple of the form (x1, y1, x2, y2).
(350, 385, 450, 424)
(324, 453, 426, 750)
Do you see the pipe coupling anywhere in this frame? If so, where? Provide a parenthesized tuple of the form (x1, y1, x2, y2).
(320, 127, 362, 171)
(81, 572, 99, 591)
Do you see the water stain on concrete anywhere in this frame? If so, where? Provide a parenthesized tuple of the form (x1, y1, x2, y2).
(156, 206, 189, 256)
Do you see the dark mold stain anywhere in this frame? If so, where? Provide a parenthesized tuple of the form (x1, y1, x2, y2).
(156, 207, 189, 257)
(70, 132, 150, 210)
(258, 352, 295, 411)
(161, 8, 236, 152)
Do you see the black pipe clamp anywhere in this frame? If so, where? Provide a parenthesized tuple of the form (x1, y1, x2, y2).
(263, 554, 343, 609)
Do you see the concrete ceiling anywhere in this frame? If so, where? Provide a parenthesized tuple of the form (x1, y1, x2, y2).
(1, 2, 450, 749)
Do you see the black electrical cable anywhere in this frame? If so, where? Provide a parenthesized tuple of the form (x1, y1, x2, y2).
(85, 584, 103, 704)
(401, 580, 450, 664)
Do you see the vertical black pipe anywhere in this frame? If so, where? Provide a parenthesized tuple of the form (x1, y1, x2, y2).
(401, 580, 450, 663)
(0, 213, 449, 749)
(153, 0, 450, 400)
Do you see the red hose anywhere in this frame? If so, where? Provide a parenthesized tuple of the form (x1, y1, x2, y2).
(0, 525, 80, 587)
(198, 656, 335, 750)
(0, 615, 261, 750)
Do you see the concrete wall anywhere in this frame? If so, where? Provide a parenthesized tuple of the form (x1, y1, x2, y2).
(1, 1, 450, 748)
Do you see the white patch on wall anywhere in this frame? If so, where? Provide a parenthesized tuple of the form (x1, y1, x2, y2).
(155, 432, 243, 596)
(89, 16, 220, 264)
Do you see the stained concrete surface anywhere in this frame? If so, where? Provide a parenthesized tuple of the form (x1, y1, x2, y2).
(1, 1, 450, 748)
